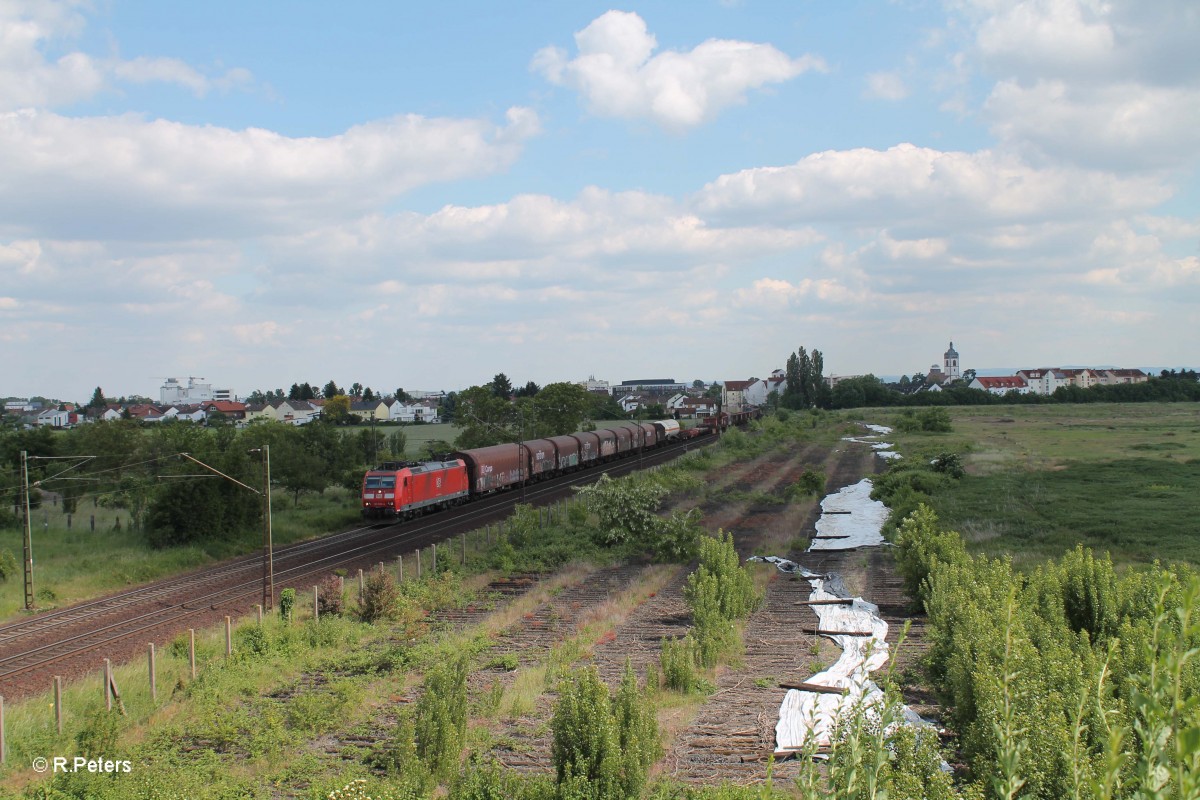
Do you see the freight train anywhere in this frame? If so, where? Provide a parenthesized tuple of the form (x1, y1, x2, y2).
(361, 419, 688, 519)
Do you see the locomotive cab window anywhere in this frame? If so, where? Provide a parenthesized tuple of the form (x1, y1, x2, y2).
(381, 477, 396, 488)
(365, 476, 384, 489)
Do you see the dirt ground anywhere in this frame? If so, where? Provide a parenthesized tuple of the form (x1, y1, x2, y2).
(312, 432, 927, 789)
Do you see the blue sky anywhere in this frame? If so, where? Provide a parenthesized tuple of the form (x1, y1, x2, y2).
(2, 0, 1197, 402)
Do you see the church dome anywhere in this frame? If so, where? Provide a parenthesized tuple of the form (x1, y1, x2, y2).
(945, 341, 958, 358)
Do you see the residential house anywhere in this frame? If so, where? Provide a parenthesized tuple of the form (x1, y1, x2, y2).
(969, 376, 1030, 395)
(349, 399, 390, 423)
(743, 371, 787, 407)
(1015, 369, 1073, 395)
(1097, 368, 1149, 385)
(673, 397, 716, 419)
(202, 400, 248, 421)
(1060, 369, 1103, 390)
(617, 393, 654, 413)
(36, 408, 74, 428)
(276, 400, 322, 425)
(388, 399, 439, 423)
(721, 380, 755, 413)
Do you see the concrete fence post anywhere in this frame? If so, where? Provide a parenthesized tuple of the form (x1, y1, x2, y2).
(54, 677, 63, 733)
(148, 644, 156, 701)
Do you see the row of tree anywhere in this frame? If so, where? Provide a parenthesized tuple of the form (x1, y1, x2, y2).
(824, 372, 1200, 409)
(452, 380, 625, 450)
(0, 417, 404, 547)
(245, 382, 415, 405)
(780, 346, 832, 410)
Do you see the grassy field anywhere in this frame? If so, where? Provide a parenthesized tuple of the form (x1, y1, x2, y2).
(0, 488, 362, 622)
(876, 402, 1200, 568)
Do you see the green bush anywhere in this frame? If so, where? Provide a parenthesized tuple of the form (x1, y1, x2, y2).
(660, 636, 699, 693)
(415, 654, 470, 782)
(0, 548, 18, 581)
(317, 574, 344, 617)
(551, 664, 659, 800)
(279, 587, 296, 622)
(360, 568, 400, 623)
(683, 532, 761, 667)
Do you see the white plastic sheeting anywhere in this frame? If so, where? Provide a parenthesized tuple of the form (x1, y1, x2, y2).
(775, 581, 889, 750)
(809, 479, 889, 551)
(841, 422, 901, 461)
(774, 425, 903, 752)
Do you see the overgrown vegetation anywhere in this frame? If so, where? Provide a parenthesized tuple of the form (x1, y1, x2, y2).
(551, 663, 660, 800)
(684, 531, 763, 667)
(895, 504, 1200, 799)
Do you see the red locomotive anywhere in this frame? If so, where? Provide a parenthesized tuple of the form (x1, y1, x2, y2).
(360, 459, 470, 519)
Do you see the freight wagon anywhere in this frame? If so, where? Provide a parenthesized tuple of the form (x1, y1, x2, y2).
(361, 419, 713, 519)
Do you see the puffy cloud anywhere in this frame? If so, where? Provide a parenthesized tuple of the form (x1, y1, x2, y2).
(694, 143, 1169, 230)
(985, 80, 1200, 170)
(0, 2, 255, 110)
(532, 10, 824, 131)
(949, 0, 1200, 171)
(0, 106, 540, 239)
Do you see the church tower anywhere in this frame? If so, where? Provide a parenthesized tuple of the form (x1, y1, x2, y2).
(944, 341, 960, 380)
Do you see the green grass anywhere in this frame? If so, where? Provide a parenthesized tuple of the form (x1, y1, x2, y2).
(0, 488, 362, 622)
(875, 402, 1200, 568)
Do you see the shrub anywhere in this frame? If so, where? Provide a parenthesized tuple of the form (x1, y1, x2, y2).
(578, 473, 668, 547)
(683, 532, 761, 667)
(791, 469, 826, 499)
(361, 568, 400, 623)
(317, 575, 344, 617)
(654, 508, 704, 562)
(279, 587, 296, 622)
(0, 549, 18, 581)
(552, 664, 659, 800)
(660, 636, 699, 693)
(415, 654, 470, 782)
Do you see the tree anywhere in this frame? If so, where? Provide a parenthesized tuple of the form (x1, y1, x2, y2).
(962, 368, 977, 384)
(350, 382, 363, 398)
(454, 386, 516, 449)
(515, 380, 541, 397)
(394, 387, 412, 403)
(321, 380, 341, 399)
(86, 387, 107, 410)
(323, 394, 351, 424)
(692, 379, 705, 389)
(363, 387, 375, 402)
(490, 373, 513, 399)
(531, 382, 589, 436)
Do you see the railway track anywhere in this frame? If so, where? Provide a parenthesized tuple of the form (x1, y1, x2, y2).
(0, 435, 712, 699)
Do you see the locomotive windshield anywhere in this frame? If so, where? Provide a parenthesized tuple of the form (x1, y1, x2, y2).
(365, 475, 397, 489)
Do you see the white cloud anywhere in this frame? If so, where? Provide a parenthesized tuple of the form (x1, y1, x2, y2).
(0, 2, 256, 110)
(533, 10, 825, 131)
(0, 107, 540, 239)
(694, 143, 1169, 230)
(864, 71, 909, 101)
(985, 79, 1200, 170)
(880, 232, 949, 260)
(948, 0, 1200, 171)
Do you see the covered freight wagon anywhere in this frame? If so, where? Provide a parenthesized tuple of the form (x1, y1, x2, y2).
(548, 435, 582, 471)
(451, 444, 526, 494)
(595, 429, 618, 460)
(571, 431, 600, 465)
(523, 438, 557, 479)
